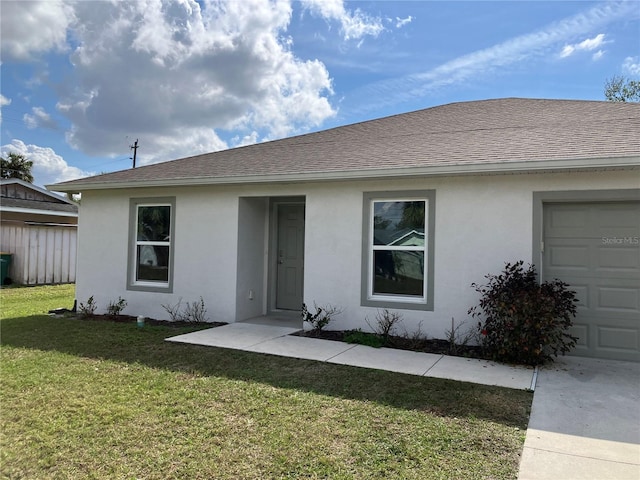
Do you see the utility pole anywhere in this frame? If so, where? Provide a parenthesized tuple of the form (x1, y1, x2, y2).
(130, 139, 139, 168)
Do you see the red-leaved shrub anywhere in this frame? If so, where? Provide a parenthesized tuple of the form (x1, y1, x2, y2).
(469, 261, 578, 365)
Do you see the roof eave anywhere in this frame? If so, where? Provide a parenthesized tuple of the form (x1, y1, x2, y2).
(0, 206, 79, 217)
(47, 155, 640, 193)
(0, 178, 77, 205)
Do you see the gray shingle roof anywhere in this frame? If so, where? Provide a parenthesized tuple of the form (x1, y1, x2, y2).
(50, 98, 640, 191)
(0, 197, 79, 214)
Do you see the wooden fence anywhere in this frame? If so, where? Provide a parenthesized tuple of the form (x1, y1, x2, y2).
(0, 223, 77, 285)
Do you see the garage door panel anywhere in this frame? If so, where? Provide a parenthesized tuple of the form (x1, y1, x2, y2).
(572, 314, 639, 360)
(546, 240, 639, 273)
(541, 277, 639, 314)
(548, 244, 590, 269)
(569, 324, 589, 348)
(597, 203, 640, 232)
(568, 284, 589, 309)
(597, 286, 639, 312)
(547, 206, 590, 232)
(597, 245, 640, 270)
(532, 271, 590, 307)
(597, 326, 638, 351)
(543, 201, 640, 361)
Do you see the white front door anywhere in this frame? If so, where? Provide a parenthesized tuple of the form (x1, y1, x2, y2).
(276, 204, 305, 310)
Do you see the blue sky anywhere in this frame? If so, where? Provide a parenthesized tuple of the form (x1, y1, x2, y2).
(1, 0, 639, 187)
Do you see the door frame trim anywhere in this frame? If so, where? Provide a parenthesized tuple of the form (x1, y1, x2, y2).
(267, 196, 306, 315)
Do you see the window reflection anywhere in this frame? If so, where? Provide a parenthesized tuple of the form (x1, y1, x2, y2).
(373, 201, 425, 246)
(137, 245, 169, 282)
(135, 205, 171, 283)
(137, 206, 171, 242)
(373, 251, 424, 296)
(372, 200, 426, 297)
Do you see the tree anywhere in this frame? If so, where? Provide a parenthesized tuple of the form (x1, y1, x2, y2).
(0, 152, 34, 183)
(604, 75, 640, 102)
(398, 201, 425, 230)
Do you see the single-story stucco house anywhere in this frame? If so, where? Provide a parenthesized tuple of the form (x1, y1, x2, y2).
(49, 98, 640, 362)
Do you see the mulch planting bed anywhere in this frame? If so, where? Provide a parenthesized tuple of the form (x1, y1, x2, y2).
(294, 329, 488, 360)
(66, 312, 488, 359)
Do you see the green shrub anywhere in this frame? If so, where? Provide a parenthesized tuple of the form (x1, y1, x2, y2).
(343, 330, 385, 348)
(106, 297, 127, 317)
(78, 296, 97, 317)
(468, 261, 578, 366)
(301, 302, 342, 331)
(445, 318, 476, 356)
(161, 297, 209, 323)
(365, 309, 403, 342)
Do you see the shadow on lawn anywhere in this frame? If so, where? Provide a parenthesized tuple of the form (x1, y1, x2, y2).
(1, 315, 531, 428)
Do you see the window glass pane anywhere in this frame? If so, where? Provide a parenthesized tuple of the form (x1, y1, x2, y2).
(373, 250, 424, 296)
(136, 245, 169, 282)
(137, 206, 171, 242)
(373, 201, 425, 246)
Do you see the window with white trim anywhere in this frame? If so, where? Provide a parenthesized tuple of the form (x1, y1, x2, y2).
(128, 198, 175, 292)
(361, 191, 435, 311)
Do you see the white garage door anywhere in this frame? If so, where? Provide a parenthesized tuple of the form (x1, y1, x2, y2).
(543, 202, 640, 362)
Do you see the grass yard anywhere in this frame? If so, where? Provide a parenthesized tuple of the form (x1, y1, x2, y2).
(1, 285, 532, 479)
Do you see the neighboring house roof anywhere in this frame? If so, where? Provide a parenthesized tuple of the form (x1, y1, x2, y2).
(374, 228, 425, 246)
(389, 230, 425, 247)
(1, 179, 78, 217)
(49, 98, 640, 192)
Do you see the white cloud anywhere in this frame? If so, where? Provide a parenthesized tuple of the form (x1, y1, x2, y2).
(560, 33, 606, 58)
(560, 44, 575, 58)
(578, 33, 606, 50)
(395, 16, 413, 29)
(1, 140, 92, 186)
(345, 2, 637, 113)
(32, 0, 338, 164)
(23, 107, 59, 130)
(301, 0, 384, 41)
(0, 94, 11, 125)
(592, 50, 605, 61)
(135, 128, 229, 166)
(1, 0, 392, 166)
(231, 131, 260, 148)
(623, 56, 640, 76)
(0, 0, 74, 60)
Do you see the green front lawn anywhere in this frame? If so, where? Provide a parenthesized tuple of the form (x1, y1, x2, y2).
(1, 285, 532, 479)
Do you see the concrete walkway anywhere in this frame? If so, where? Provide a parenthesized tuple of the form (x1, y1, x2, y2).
(165, 320, 535, 390)
(518, 356, 640, 479)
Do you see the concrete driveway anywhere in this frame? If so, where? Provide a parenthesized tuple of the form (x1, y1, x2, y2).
(519, 356, 640, 479)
